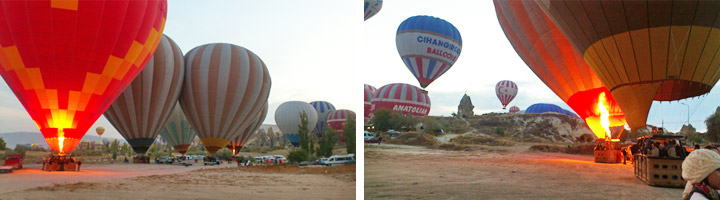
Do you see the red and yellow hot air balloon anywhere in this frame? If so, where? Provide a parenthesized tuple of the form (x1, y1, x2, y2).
(538, 1, 720, 130)
(495, 0, 626, 139)
(0, 0, 167, 154)
(95, 126, 105, 137)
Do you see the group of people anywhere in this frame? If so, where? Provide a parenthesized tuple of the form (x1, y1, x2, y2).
(645, 140, 687, 159)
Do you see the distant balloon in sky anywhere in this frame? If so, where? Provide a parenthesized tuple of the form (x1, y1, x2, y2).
(327, 109, 355, 142)
(538, 0, 720, 130)
(228, 102, 267, 155)
(509, 106, 520, 114)
(275, 101, 319, 147)
(372, 83, 430, 117)
(104, 34, 184, 155)
(494, 0, 626, 139)
(364, 84, 377, 123)
(397, 15, 462, 88)
(364, 0, 383, 21)
(159, 103, 196, 155)
(0, 0, 167, 154)
(180, 43, 272, 154)
(309, 101, 336, 136)
(495, 80, 518, 109)
(95, 127, 105, 137)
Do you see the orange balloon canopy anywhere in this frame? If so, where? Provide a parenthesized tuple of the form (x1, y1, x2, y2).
(538, 1, 720, 130)
(0, 0, 167, 153)
(494, 0, 626, 139)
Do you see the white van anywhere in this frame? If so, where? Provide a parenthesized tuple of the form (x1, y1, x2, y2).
(323, 154, 355, 166)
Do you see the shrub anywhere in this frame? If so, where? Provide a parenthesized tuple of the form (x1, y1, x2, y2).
(288, 149, 309, 163)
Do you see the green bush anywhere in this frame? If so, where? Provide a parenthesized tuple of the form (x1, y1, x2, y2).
(288, 149, 309, 163)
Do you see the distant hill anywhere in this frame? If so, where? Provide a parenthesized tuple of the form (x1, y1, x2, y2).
(466, 112, 594, 143)
(0, 132, 126, 149)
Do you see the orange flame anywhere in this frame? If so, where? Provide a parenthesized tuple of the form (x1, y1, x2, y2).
(58, 129, 65, 154)
(598, 92, 611, 139)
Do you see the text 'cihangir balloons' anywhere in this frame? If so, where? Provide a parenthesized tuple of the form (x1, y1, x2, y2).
(364, 0, 383, 21)
(104, 34, 184, 155)
(495, 80, 518, 109)
(275, 101, 318, 147)
(180, 43, 272, 154)
(0, 0, 167, 153)
(494, 0, 626, 139)
(538, 0, 720, 130)
(397, 15, 462, 88)
(372, 83, 431, 117)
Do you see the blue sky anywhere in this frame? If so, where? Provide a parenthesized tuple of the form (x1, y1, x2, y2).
(363, 0, 719, 132)
(0, 0, 358, 140)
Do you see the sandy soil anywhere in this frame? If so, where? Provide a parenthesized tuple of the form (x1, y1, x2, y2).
(365, 144, 681, 199)
(0, 163, 355, 200)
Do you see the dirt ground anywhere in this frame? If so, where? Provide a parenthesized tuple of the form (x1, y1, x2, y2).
(364, 143, 681, 200)
(0, 163, 355, 200)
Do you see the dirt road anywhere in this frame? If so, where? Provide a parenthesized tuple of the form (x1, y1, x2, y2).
(365, 144, 681, 199)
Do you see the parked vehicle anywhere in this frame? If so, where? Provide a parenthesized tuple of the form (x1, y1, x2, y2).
(204, 156, 221, 165)
(263, 156, 275, 164)
(316, 158, 328, 165)
(254, 157, 264, 163)
(155, 156, 174, 164)
(273, 155, 286, 164)
(323, 154, 355, 166)
(1, 153, 22, 173)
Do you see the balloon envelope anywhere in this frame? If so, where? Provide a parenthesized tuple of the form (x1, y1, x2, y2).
(509, 106, 520, 114)
(309, 101, 335, 137)
(327, 109, 355, 142)
(95, 127, 105, 137)
(538, 0, 720, 130)
(228, 102, 268, 155)
(104, 34, 183, 155)
(525, 103, 578, 118)
(159, 103, 196, 155)
(495, 80, 518, 109)
(364, 84, 377, 122)
(494, 0, 626, 139)
(180, 43, 272, 154)
(364, 0, 383, 21)
(372, 83, 430, 117)
(397, 15, 462, 88)
(275, 101, 318, 147)
(0, 0, 167, 153)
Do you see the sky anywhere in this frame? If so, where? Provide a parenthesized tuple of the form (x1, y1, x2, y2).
(363, 0, 720, 132)
(0, 0, 358, 140)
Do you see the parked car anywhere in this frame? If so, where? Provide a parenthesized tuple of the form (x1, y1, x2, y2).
(273, 155, 287, 164)
(315, 158, 328, 165)
(1, 153, 22, 173)
(323, 154, 355, 166)
(263, 156, 275, 163)
(204, 156, 221, 165)
(387, 129, 403, 134)
(155, 156, 174, 164)
(254, 157, 264, 163)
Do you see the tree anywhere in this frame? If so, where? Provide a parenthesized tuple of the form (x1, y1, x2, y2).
(372, 108, 394, 132)
(318, 126, 338, 158)
(343, 115, 356, 154)
(110, 139, 119, 160)
(298, 111, 311, 151)
(423, 117, 444, 135)
(0, 137, 6, 151)
(707, 112, 720, 142)
(287, 149, 308, 163)
(13, 144, 30, 158)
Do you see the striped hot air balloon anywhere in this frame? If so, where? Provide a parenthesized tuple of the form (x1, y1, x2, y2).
(180, 43, 271, 154)
(495, 80, 518, 109)
(228, 102, 267, 155)
(159, 103, 195, 155)
(327, 109, 355, 142)
(104, 34, 184, 155)
(95, 127, 105, 137)
(309, 101, 336, 137)
(509, 106, 520, 114)
(538, 0, 720, 130)
(364, 84, 377, 122)
(364, 0, 383, 21)
(0, 0, 167, 154)
(397, 15, 462, 88)
(372, 83, 430, 117)
(275, 101, 318, 147)
(494, 0, 626, 139)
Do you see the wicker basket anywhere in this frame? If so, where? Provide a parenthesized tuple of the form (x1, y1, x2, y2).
(634, 154, 685, 188)
(594, 149, 622, 163)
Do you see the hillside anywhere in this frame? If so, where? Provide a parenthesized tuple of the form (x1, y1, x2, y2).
(465, 112, 594, 143)
(0, 132, 125, 149)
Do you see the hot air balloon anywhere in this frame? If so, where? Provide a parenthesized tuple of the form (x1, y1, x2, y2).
(95, 127, 105, 137)
(372, 83, 430, 116)
(397, 15, 462, 88)
(327, 109, 355, 142)
(364, 84, 377, 122)
(509, 106, 520, 114)
(275, 101, 319, 147)
(525, 103, 578, 118)
(364, 0, 383, 21)
(494, 0, 626, 139)
(309, 101, 336, 137)
(538, 1, 720, 130)
(0, 0, 167, 154)
(495, 80, 518, 109)
(180, 43, 271, 154)
(159, 103, 196, 155)
(228, 102, 268, 155)
(104, 34, 184, 155)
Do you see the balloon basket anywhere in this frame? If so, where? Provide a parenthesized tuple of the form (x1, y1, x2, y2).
(133, 156, 151, 164)
(593, 139, 622, 163)
(42, 154, 80, 172)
